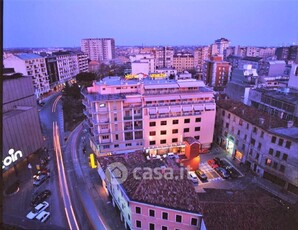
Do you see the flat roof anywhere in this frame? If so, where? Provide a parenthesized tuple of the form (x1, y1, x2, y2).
(15, 53, 43, 60)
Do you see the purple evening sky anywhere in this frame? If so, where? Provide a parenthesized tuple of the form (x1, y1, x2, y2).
(3, 0, 298, 48)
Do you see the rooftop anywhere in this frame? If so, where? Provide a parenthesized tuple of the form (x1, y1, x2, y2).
(216, 99, 289, 131)
(98, 151, 202, 214)
(242, 56, 263, 62)
(15, 53, 43, 60)
(255, 88, 298, 105)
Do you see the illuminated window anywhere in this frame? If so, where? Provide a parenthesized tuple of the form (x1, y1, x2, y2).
(265, 158, 272, 166)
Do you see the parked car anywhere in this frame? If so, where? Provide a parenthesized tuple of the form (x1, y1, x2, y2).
(188, 171, 199, 184)
(195, 169, 208, 181)
(31, 190, 51, 207)
(33, 169, 50, 180)
(36, 211, 50, 223)
(215, 167, 230, 179)
(225, 166, 238, 179)
(207, 159, 219, 169)
(214, 157, 222, 166)
(33, 174, 50, 186)
(26, 201, 49, 219)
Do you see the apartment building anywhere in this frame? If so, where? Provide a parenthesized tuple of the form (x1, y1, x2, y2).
(215, 99, 298, 195)
(204, 55, 231, 89)
(130, 53, 156, 75)
(276, 46, 298, 63)
(154, 46, 174, 69)
(76, 51, 89, 73)
(173, 52, 194, 72)
(194, 46, 210, 72)
(3, 73, 44, 175)
(52, 51, 80, 84)
(82, 76, 216, 156)
(214, 38, 230, 56)
(97, 151, 205, 230)
(3, 53, 50, 98)
(81, 38, 115, 62)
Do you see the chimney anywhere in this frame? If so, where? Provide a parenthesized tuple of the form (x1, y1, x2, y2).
(259, 118, 265, 125)
(287, 120, 294, 128)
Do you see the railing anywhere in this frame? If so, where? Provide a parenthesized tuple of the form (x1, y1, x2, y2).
(124, 116, 132, 120)
(149, 111, 202, 119)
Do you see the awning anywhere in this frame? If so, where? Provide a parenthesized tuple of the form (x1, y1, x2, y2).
(144, 83, 178, 89)
(205, 104, 216, 110)
(144, 97, 159, 102)
(170, 106, 181, 112)
(180, 94, 199, 99)
(125, 97, 142, 103)
(182, 106, 192, 112)
(149, 109, 157, 114)
(158, 107, 169, 113)
(194, 105, 204, 111)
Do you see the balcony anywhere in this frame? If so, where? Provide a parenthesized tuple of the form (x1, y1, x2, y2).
(124, 126, 133, 131)
(99, 128, 110, 134)
(124, 116, 132, 120)
(134, 115, 143, 120)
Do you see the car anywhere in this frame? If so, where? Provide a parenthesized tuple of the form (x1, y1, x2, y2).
(195, 169, 208, 181)
(33, 169, 50, 180)
(225, 166, 238, 179)
(31, 190, 51, 207)
(36, 211, 50, 223)
(214, 157, 222, 166)
(33, 174, 50, 186)
(215, 167, 230, 179)
(207, 159, 219, 169)
(188, 171, 199, 184)
(26, 201, 49, 219)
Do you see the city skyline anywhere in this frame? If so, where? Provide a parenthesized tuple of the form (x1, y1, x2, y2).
(4, 0, 298, 48)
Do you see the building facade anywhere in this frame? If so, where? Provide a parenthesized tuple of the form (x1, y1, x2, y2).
(173, 53, 194, 72)
(130, 53, 156, 75)
(204, 55, 231, 89)
(154, 46, 174, 69)
(214, 99, 298, 195)
(194, 46, 210, 72)
(3, 74, 44, 175)
(3, 53, 50, 98)
(81, 38, 115, 62)
(76, 51, 89, 73)
(82, 76, 216, 156)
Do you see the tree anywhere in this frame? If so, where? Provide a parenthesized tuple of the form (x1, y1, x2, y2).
(76, 72, 96, 87)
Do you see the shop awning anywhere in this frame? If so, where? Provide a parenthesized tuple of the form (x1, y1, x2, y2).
(170, 106, 181, 112)
(182, 106, 192, 112)
(194, 105, 204, 111)
(158, 107, 169, 113)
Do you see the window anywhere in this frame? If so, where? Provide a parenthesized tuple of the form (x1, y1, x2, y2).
(278, 138, 284, 146)
(244, 135, 247, 140)
(136, 220, 141, 228)
(150, 141, 156, 145)
(184, 128, 189, 133)
(172, 129, 178, 134)
(280, 165, 285, 173)
(256, 153, 259, 160)
(172, 138, 178, 143)
(173, 120, 179, 124)
(136, 207, 141, 214)
(160, 139, 166, 144)
(191, 218, 198, 226)
(250, 138, 256, 146)
(239, 119, 243, 126)
(195, 117, 201, 122)
(114, 144, 119, 148)
(162, 227, 168, 230)
(225, 123, 229, 128)
(261, 131, 264, 138)
(161, 121, 167, 126)
(271, 136, 276, 143)
(149, 209, 155, 217)
(161, 130, 167, 135)
(228, 113, 231, 118)
(222, 110, 225, 116)
(184, 118, 190, 123)
(176, 215, 182, 223)
(275, 151, 281, 158)
(149, 223, 154, 230)
(194, 135, 200, 140)
(285, 141, 291, 149)
(257, 143, 262, 150)
(150, 122, 156, 127)
(150, 131, 156, 136)
(115, 134, 119, 140)
(103, 145, 109, 149)
(282, 154, 288, 161)
(125, 143, 132, 147)
(273, 162, 278, 169)
(269, 148, 273, 155)
(162, 212, 168, 220)
(237, 130, 240, 135)
(102, 135, 109, 139)
(195, 127, 201, 131)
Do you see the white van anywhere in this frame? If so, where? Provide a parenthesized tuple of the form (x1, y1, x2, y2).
(188, 171, 199, 184)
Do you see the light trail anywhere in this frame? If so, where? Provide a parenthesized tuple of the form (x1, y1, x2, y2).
(53, 122, 79, 230)
(52, 95, 62, 113)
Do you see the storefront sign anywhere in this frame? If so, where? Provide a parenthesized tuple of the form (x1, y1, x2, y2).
(2, 149, 23, 169)
(150, 73, 167, 78)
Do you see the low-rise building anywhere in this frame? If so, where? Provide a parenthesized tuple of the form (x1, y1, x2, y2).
(215, 99, 298, 195)
(173, 52, 194, 72)
(130, 53, 155, 75)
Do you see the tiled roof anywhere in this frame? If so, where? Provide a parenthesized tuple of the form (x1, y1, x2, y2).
(216, 99, 288, 130)
(98, 151, 202, 214)
(15, 53, 43, 60)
